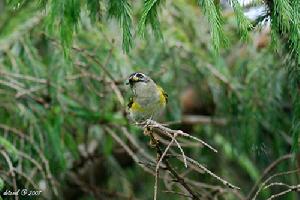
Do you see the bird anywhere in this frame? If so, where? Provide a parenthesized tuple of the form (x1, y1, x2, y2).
(126, 72, 168, 123)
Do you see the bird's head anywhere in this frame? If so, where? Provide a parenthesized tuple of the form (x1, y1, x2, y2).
(126, 72, 150, 87)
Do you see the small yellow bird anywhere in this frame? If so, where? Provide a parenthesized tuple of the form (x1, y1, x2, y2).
(126, 72, 168, 122)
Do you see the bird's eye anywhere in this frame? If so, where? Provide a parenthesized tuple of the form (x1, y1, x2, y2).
(136, 73, 144, 78)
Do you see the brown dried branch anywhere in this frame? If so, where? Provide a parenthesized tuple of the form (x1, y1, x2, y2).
(131, 119, 239, 199)
(145, 119, 217, 153)
(13, 168, 39, 190)
(106, 118, 240, 200)
(186, 179, 244, 200)
(0, 150, 18, 200)
(0, 70, 47, 84)
(264, 182, 291, 190)
(252, 169, 300, 200)
(163, 190, 193, 198)
(104, 126, 155, 175)
(172, 154, 240, 190)
(247, 153, 293, 199)
(266, 184, 300, 200)
(105, 123, 201, 199)
(181, 115, 227, 126)
(0, 124, 58, 197)
(119, 126, 156, 163)
(149, 132, 201, 200)
(154, 132, 178, 200)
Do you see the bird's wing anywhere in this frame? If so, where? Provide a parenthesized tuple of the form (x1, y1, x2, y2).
(157, 86, 168, 104)
(163, 90, 168, 103)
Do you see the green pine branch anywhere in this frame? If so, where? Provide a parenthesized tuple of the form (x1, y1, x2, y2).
(86, 0, 101, 22)
(230, 0, 253, 40)
(273, 0, 292, 34)
(138, 0, 163, 39)
(108, 0, 133, 52)
(47, 0, 81, 55)
(197, 0, 227, 51)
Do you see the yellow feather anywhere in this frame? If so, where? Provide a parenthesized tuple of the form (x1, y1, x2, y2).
(157, 86, 168, 105)
(130, 101, 144, 112)
(128, 84, 167, 122)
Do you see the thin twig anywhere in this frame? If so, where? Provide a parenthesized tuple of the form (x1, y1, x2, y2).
(152, 129, 188, 168)
(173, 139, 187, 168)
(0, 124, 58, 197)
(266, 185, 300, 200)
(0, 70, 47, 84)
(14, 169, 39, 190)
(104, 126, 155, 175)
(149, 131, 200, 200)
(0, 150, 18, 200)
(181, 115, 227, 126)
(163, 190, 193, 199)
(173, 154, 240, 190)
(252, 169, 300, 200)
(146, 119, 217, 153)
(119, 126, 157, 165)
(154, 133, 177, 200)
(247, 153, 293, 199)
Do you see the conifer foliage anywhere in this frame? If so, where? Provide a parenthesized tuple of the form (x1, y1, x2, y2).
(0, 0, 300, 200)
(4, 0, 299, 56)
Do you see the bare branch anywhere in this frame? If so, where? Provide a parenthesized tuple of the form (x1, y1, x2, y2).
(151, 137, 201, 200)
(0, 124, 58, 197)
(173, 154, 240, 190)
(145, 119, 217, 153)
(252, 169, 300, 200)
(163, 190, 193, 199)
(266, 185, 300, 200)
(154, 133, 177, 200)
(247, 153, 293, 199)
(0, 150, 18, 200)
(104, 126, 155, 175)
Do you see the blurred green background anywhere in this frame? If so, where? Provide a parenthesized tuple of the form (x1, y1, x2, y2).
(0, 0, 299, 199)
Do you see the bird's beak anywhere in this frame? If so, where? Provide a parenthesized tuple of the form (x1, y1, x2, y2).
(132, 76, 139, 81)
(125, 76, 139, 85)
